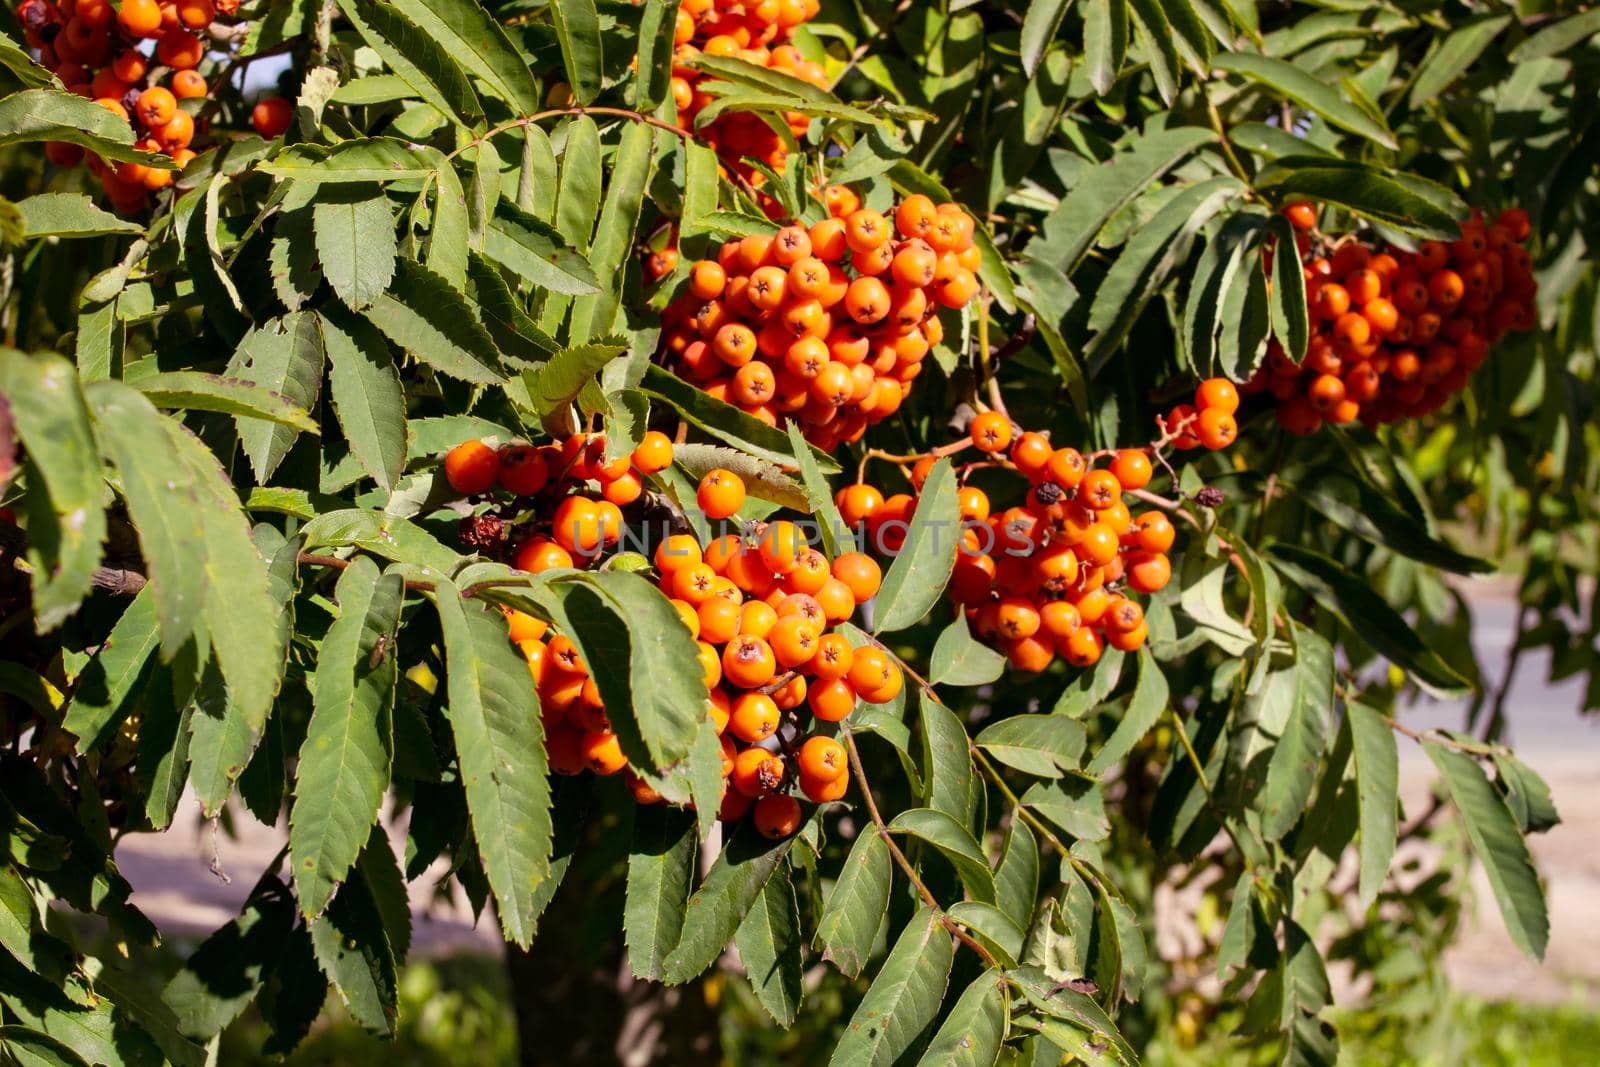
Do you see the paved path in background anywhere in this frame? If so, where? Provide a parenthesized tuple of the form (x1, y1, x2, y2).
(113, 592, 1600, 1001)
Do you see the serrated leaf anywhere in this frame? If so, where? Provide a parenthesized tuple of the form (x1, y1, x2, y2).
(432, 579, 552, 947)
(887, 808, 996, 904)
(828, 906, 954, 1067)
(1426, 742, 1548, 960)
(918, 691, 976, 826)
(269, 206, 322, 311)
(15, 193, 142, 239)
(640, 364, 836, 470)
(382, 0, 541, 114)
(1408, 16, 1510, 108)
(300, 509, 460, 574)
(225, 312, 325, 482)
(1008, 965, 1139, 1063)
(734, 864, 802, 1026)
(257, 139, 434, 182)
(1510, 8, 1600, 60)
(1493, 753, 1559, 835)
(1213, 53, 1396, 148)
(1265, 214, 1310, 362)
(569, 122, 657, 341)
(1021, 778, 1109, 842)
(1038, 126, 1216, 274)
(1085, 0, 1129, 95)
(1087, 649, 1168, 775)
(134, 371, 319, 431)
(625, 805, 697, 981)
(309, 865, 398, 1036)
(486, 201, 602, 297)
(1269, 543, 1470, 695)
(161, 873, 295, 1040)
(815, 829, 892, 977)
(979, 715, 1085, 778)
(995, 818, 1039, 930)
(784, 420, 852, 556)
(290, 558, 402, 917)
(929, 614, 1006, 687)
(874, 458, 957, 633)
(670, 442, 808, 512)
(1254, 157, 1467, 241)
(523, 339, 627, 417)
(313, 188, 397, 312)
(320, 309, 407, 492)
(1021, 0, 1076, 77)
(948, 901, 1025, 967)
(915, 968, 1005, 1066)
(464, 252, 560, 360)
(549, 0, 603, 104)
(662, 820, 803, 984)
(365, 258, 503, 385)
(1347, 702, 1397, 909)
(340, 0, 483, 127)
(0, 88, 172, 165)
(1284, 468, 1491, 575)
(0, 351, 105, 631)
(62, 586, 160, 752)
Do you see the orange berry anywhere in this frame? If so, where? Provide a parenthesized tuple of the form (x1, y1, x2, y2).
(723, 634, 778, 689)
(581, 729, 628, 775)
(631, 430, 673, 474)
(808, 677, 856, 721)
(1195, 377, 1240, 414)
(753, 794, 802, 839)
(970, 411, 1012, 453)
(1195, 407, 1237, 450)
(251, 95, 293, 137)
(1108, 449, 1152, 491)
(731, 748, 786, 798)
(444, 440, 499, 495)
(730, 692, 781, 743)
(697, 468, 746, 519)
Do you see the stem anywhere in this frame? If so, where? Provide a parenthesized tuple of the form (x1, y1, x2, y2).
(1206, 99, 1255, 192)
(1168, 706, 1256, 868)
(840, 725, 998, 967)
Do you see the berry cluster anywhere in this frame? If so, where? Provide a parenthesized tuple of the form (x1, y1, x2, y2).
(442, 430, 676, 569)
(15, 0, 289, 211)
(840, 382, 1237, 673)
(506, 470, 897, 841)
(669, 0, 824, 201)
(658, 191, 982, 448)
(1247, 204, 1538, 434)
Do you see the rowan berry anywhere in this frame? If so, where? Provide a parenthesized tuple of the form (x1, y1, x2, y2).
(698, 469, 746, 519)
(753, 794, 802, 839)
(445, 440, 499, 495)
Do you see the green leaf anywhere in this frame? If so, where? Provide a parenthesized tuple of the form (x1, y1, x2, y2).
(465, 252, 560, 361)
(1038, 126, 1216, 274)
(918, 692, 976, 826)
(734, 865, 802, 1026)
(0, 864, 79, 989)
(887, 807, 996, 903)
(312, 188, 398, 312)
(0, 33, 57, 88)
(290, 558, 402, 918)
(694, 88, 882, 129)
(139, 657, 196, 831)
(625, 805, 697, 981)
(523, 339, 627, 417)
(485, 202, 603, 297)
(365, 258, 504, 384)
(634, 0, 679, 110)
(0, 352, 105, 631)
(15, 193, 142, 239)
(321, 309, 408, 492)
(1426, 742, 1548, 961)
(1252, 628, 1334, 841)
(916, 969, 1006, 1067)
(1021, 778, 1110, 841)
(1509, 8, 1600, 60)
(1254, 157, 1467, 241)
(62, 586, 160, 752)
(548, 0, 603, 105)
(947, 900, 1025, 966)
(1347, 702, 1398, 910)
(1088, 649, 1169, 775)
(382, 0, 542, 114)
(815, 829, 892, 978)
(1284, 468, 1492, 575)
(269, 206, 322, 312)
(432, 579, 553, 947)
(662, 820, 803, 984)
(994, 818, 1039, 930)
(1129, 0, 1182, 103)
(1021, 0, 1077, 77)
(669, 442, 808, 512)
(0, 88, 172, 165)
(258, 139, 435, 182)
(1268, 543, 1471, 695)
(161, 873, 295, 1040)
(340, 0, 483, 127)
(226, 312, 325, 483)
(1265, 214, 1310, 362)
(1008, 965, 1139, 1064)
(133, 371, 319, 432)
(786, 420, 853, 556)
(929, 614, 1006, 687)
(1182, 212, 1267, 375)
(1408, 16, 1511, 108)
(874, 458, 957, 633)
(641, 364, 837, 470)
(978, 715, 1085, 778)
(0, 1025, 92, 1067)
(1493, 754, 1560, 835)
(1213, 52, 1396, 148)
(309, 866, 398, 1036)
(300, 509, 460, 574)
(1085, 0, 1129, 95)
(569, 122, 658, 341)
(828, 906, 954, 1067)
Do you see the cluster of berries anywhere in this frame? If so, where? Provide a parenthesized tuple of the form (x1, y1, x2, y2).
(504, 473, 896, 841)
(658, 191, 983, 448)
(669, 0, 824, 202)
(443, 430, 677, 570)
(838, 382, 1237, 673)
(1247, 203, 1538, 434)
(16, 0, 293, 211)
